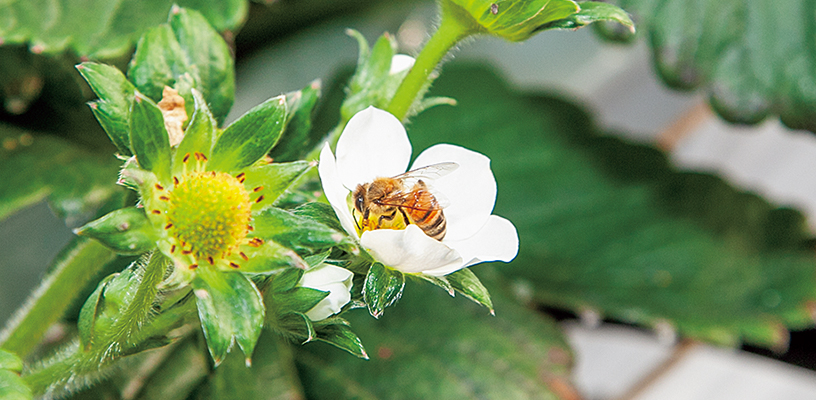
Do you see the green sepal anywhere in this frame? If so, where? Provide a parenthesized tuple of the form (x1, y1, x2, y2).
(303, 250, 332, 268)
(76, 62, 136, 156)
(447, 268, 494, 313)
(237, 239, 306, 273)
(312, 319, 368, 359)
(363, 263, 405, 318)
(273, 287, 330, 316)
(173, 89, 216, 175)
(128, 25, 186, 103)
(269, 268, 306, 294)
(0, 350, 23, 372)
(208, 95, 287, 173)
(129, 92, 172, 181)
(268, 80, 322, 162)
(540, 2, 634, 32)
(277, 312, 317, 343)
(291, 202, 346, 234)
(77, 274, 117, 350)
(74, 207, 157, 255)
(444, 0, 580, 41)
(0, 370, 31, 400)
(168, 6, 235, 123)
(242, 161, 312, 206)
(192, 269, 265, 366)
(252, 207, 344, 253)
(415, 273, 454, 296)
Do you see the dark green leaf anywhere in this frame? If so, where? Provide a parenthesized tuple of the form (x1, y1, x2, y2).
(192, 269, 265, 366)
(447, 268, 494, 313)
(77, 62, 136, 156)
(208, 95, 287, 173)
(0, 124, 120, 223)
(415, 273, 454, 296)
(276, 312, 317, 343)
(297, 275, 574, 399)
(242, 161, 312, 206)
(0, 1, 246, 59)
(407, 64, 816, 348)
(597, 0, 816, 133)
(172, 89, 217, 175)
(269, 80, 322, 162)
(168, 7, 235, 123)
(75, 207, 157, 255)
(541, 1, 634, 31)
(194, 332, 304, 400)
(362, 263, 404, 318)
(252, 207, 344, 253)
(129, 92, 172, 181)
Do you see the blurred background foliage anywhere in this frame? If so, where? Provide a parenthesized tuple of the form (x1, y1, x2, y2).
(3, 0, 816, 398)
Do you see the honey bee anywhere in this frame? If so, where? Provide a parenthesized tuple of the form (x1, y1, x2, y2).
(352, 162, 458, 241)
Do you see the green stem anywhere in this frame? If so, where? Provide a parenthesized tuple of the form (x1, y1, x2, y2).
(386, 3, 475, 121)
(0, 238, 116, 358)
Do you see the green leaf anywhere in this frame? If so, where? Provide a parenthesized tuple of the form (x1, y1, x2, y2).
(407, 64, 816, 348)
(596, 0, 816, 133)
(312, 320, 368, 359)
(541, 1, 635, 32)
(362, 263, 405, 318)
(447, 268, 494, 313)
(242, 161, 312, 206)
(208, 95, 287, 173)
(297, 275, 574, 399)
(237, 239, 304, 273)
(291, 202, 346, 234)
(415, 273, 455, 296)
(269, 80, 322, 162)
(0, 370, 31, 400)
(193, 269, 265, 366)
(0, 350, 22, 372)
(128, 25, 187, 102)
(0, 124, 120, 223)
(271, 287, 331, 318)
(76, 62, 136, 156)
(75, 207, 157, 255)
(130, 92, 172, 181)
(444, 0, 580, 41)
(341, 32, 398, 120)
(173, 89, 217, 175)
(252, 207, 344, 253)
(77, 274, 116, 350)
(269, 268, 306, 294)
(0, 1, 246, 59)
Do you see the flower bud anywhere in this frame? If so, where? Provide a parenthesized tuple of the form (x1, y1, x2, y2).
(299, 264, 354, 321)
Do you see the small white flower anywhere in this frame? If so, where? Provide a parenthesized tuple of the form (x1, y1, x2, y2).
(319, 107, 518, 276)
(299, 264, 354, 321)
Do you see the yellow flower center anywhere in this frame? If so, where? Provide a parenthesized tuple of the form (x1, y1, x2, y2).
(166, 171, 251, 260)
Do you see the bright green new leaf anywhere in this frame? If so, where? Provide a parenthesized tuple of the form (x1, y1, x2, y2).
(129, 92, 172, 181)
(362, 263, 405, 318)
(77, 62, 137, 156)
(208, 95, 287, 173)
(75, 207, 157, 255)
(297, 276, 574, 399)
(445, 0, 579, 41)
(193, 269, 265, 366)
(541, 1, 635, 32)
(0, 370, 31, 400)
(597, 0, 816, 134)
(0, 350, 22, 372)
(408, 65, 816, 349)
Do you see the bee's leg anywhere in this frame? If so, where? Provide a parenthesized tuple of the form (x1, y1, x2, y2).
(397, 207, 411, 226)
(352, 209, 362, 231)
(377, 209, 398, 229)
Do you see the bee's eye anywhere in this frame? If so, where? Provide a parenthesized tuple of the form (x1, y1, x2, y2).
(355, 195, 364, 212)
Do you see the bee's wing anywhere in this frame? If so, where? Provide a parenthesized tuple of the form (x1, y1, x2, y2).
(392, 162, 459, 182)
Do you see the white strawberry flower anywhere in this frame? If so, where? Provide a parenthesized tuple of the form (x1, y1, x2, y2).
(318, 106, 518, 276)
(299, 263, 354, 321)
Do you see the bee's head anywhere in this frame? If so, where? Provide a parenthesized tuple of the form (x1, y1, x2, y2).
(352, 184, 366, 213)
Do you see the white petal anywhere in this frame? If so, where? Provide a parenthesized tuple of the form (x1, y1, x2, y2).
(445, 215, 518, 269)
(301, 264, 354, 321)
(336, 107, 412, 190)
(360, 225, 463, 274)
(318, 144, 358, 237)
(389, 54, 415, 75)
(412, 144, 496, 241)
(300, 263, 354, 288)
